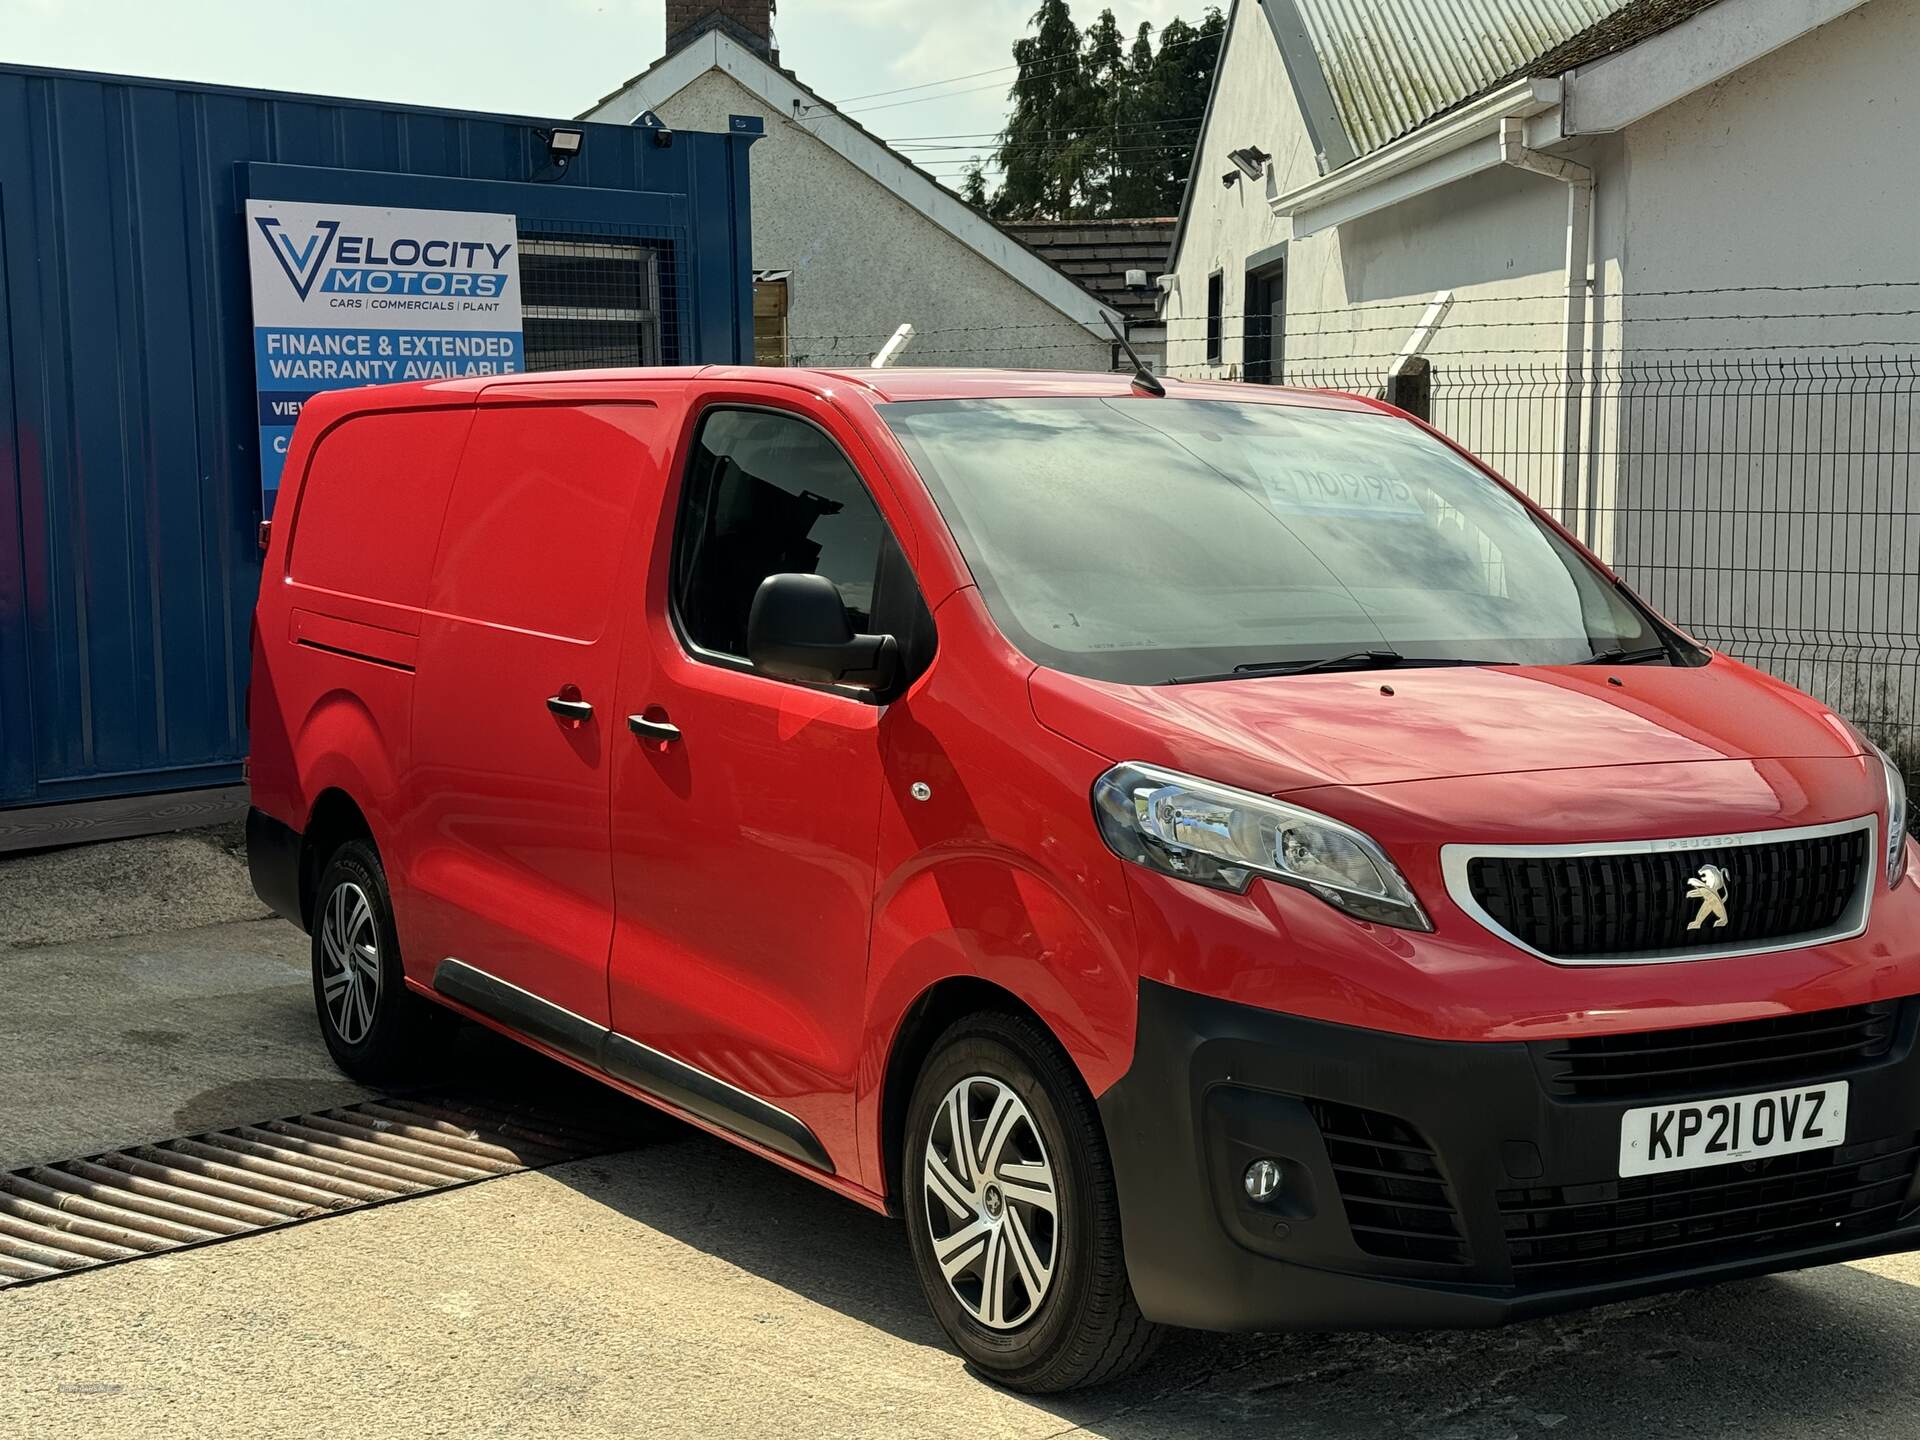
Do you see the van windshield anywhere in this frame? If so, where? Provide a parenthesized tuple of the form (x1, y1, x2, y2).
(879, 396, 1671, 686)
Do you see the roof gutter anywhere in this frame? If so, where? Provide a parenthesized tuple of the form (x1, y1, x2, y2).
(1273, 0, 1874, 240)
(1270, 77, 1559, 238)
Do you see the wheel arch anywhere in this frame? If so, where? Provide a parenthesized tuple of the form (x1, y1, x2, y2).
(299, 787, 376, 929)
(877, 976, 1094, 1215)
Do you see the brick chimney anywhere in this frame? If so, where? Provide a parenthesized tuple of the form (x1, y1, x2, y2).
(665, 0, 778, 63)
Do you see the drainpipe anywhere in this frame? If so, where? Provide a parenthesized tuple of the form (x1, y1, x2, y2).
(1499, 117, 1593, 536)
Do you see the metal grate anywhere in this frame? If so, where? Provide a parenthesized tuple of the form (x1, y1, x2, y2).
(518, 222, 683, 372)
(1535, 1001, 1902, 1102)
(1500, 1131, 1920, 1288)
(1308, 1100, 1468, 1267)
(0, 1097, 640, 1288)
(1467, 828, 1871, 961)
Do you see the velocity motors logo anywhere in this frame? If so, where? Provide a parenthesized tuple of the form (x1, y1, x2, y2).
(253, 214, 515, 301)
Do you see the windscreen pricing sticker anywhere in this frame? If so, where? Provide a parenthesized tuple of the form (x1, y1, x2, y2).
(1253, 465, 1426, 520)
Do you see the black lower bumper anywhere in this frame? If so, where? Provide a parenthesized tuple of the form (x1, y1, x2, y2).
(246, 806, 305, 931)
(1097, 980, 1920, 1332)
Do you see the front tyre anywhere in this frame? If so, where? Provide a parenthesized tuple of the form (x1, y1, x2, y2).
(311, 838, 434, 1084)
(903, 1011, 1164, 1393)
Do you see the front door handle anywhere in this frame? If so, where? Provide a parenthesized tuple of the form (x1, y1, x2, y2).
(546, 694, 594, 722)
(627, 714, 682, 744)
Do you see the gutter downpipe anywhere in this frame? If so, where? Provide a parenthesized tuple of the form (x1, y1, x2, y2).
(1498, 116, 1593, 537)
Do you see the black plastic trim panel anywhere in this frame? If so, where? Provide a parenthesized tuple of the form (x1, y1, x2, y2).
(604, 1033, 834, 1172)
(430, 958, 834, 1175)
(245, 807, 304, 930)
(432, 958, 608, 1069)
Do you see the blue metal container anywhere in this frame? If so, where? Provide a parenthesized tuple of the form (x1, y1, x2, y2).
(0, 63, 757, 813)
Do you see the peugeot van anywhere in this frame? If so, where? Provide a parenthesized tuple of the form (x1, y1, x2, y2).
(248, 366, 1916, 1393)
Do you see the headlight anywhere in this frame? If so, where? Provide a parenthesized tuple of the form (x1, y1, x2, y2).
(1092, 762, 1431, 930)
(1871, 740, 1910, 888)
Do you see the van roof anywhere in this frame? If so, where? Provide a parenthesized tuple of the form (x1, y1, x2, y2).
(306, 367, 1385, 412)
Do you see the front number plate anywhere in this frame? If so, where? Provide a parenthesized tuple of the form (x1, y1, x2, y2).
(1619, 1081, 1849, 1178)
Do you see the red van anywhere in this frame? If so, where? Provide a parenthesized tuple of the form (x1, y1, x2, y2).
(248, 366, 1916, 1392)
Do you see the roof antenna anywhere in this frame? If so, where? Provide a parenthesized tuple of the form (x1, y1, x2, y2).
(1104, 313, 1165, 396)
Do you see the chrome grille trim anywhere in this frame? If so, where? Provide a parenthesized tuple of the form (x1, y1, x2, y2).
(1440, 816, 1880, 966)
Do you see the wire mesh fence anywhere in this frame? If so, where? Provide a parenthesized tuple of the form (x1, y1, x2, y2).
(1285, 353, 1920, 779)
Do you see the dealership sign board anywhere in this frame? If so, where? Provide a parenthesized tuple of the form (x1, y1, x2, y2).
(245, 199, 525, 514)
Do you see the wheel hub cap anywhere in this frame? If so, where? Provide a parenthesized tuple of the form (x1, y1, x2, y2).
(922, 1076, 1058, 1330)
(319, 881, 381, 1046)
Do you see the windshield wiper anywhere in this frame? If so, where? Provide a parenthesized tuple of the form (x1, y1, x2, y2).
(1241, 649, 1406, 677)
(1579, 644, 1672, 666)
(1171, 650, 1507, 684)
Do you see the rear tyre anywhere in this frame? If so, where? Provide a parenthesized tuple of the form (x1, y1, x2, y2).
(902, 1011, 1164, 1393)
(311, 838, 435, 1084)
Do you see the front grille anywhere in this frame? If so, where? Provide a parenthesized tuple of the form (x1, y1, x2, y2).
(1465, 826, 1869, 960)
(1537, 1001, 1902, 1102)
(1500, 1132, 1920, 1287)
(1309, 1101, 1468, 1267)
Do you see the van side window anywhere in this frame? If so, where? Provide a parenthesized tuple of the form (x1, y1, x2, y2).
(674, 409, 901, 661)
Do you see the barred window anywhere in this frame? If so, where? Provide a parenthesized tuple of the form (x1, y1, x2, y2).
(517, 230, 679, 371)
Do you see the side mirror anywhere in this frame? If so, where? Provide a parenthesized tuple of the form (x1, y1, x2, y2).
(748, 573, 900, 694)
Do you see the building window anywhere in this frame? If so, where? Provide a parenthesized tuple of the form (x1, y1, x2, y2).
(1205, 270, 1224, 365)
(519, 232, 676, 369)
(753, 272, 791, 366)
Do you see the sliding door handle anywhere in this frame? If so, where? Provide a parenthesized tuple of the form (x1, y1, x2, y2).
(546, 694, 594, 722)
(628, 714, 682, 744)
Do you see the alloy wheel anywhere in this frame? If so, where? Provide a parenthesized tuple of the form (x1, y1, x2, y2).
(319, 880, 382, 1045)
(922, 1075, 1059, 1330)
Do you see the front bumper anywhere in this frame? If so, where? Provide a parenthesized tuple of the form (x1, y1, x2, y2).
(1098, 979, 1920, 1331)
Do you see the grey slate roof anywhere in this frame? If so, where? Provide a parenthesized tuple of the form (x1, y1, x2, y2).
(998, 219, 1177, 324)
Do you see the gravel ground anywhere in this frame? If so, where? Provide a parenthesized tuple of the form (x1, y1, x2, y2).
(0, 824, 265, 949)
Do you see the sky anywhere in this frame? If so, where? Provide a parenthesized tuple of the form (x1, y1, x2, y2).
(0, 0, 1198, 186)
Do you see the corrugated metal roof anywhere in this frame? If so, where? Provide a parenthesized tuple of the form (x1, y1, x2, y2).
(1292, 0, 1618, 154)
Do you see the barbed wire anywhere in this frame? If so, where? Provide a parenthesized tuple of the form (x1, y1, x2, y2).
(789, 338, 1920, 363)
(780, 282, 1920, 346)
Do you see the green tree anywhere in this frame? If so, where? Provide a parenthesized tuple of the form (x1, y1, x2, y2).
(985, 3, 1224, 221)
(960, 163, 990, 210)
(993, 0, 1088, 221)
(1119, 9, 1225, 216)
(1079, 9, 1127, 216)
(1106, 19, 1168, 217)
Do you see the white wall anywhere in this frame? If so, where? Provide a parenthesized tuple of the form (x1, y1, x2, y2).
(1162, 0, 1314, 380)
(1164, 0, 1615, 511)
(592, 69, 1110, 372)
(1161, 0, 1920, 762)
(1600, 0, 1920, 750)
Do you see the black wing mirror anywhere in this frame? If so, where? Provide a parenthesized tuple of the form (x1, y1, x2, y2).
(748, 573, 900, 694)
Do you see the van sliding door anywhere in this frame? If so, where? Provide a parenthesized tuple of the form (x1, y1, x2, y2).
(401, 399, 670, 1029)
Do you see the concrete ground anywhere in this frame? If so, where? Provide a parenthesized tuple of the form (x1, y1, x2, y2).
(3, 1127, 1918, 1438)
(0, 914, 376, 1171)
(4, 843, 1919, 1437)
